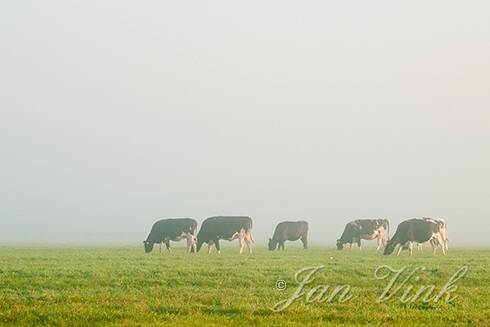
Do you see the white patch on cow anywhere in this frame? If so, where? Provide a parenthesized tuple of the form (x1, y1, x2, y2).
(364, 232, 378, 240)
(227, 232, 239, 241)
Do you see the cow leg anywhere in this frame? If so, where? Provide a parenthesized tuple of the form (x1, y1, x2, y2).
(245, 232, 253, 254)
(301, 235, 308, 249)
(439, 228, 448, 252)
(433, 234, 446, 256)
(238, 230, 245, 254)
(396, 244, 403, 256)
(239, 233, 245, 254)
(357, 239, 362, 251)
(207, 242, 213, 254)
(159, 241, 163, 253)
(185, 234, 193, 253)
(376, 230, 384, 250)
(214, 239, 221, 254)
(380, 236, 387, 248)
(431, 239, 437, 256)
(439, 237, 446, 256)
(165, 240, 171, 252)
(376, 237, 380, 251)
(191, 235, 197, 253)
(183, 233, 190, 253)
(430, 236, 441, 256)
(408, 241, 414, 256)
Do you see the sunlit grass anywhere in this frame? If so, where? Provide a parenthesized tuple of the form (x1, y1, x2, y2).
(0, 246, 488, 326)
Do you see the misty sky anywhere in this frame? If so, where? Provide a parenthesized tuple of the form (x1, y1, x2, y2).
(1, 1, 489, 245)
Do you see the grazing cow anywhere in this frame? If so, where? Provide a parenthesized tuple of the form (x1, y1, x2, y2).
(196, 216, 253, 254)
(336, 219, 390, 250)
(268, 221, 309, 250)
(143, 218, 197, 253)
(384, 218, 446, 256)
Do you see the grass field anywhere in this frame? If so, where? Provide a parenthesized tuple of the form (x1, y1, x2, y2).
(0, 245, 488, 326)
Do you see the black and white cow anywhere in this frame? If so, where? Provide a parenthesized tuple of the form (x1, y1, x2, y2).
(336, 219, 390, 250)
(196, 216, 253, 254)
(268, 221, 309, 251)
(143, 218, 197, 253)
(384, 218, 446, 256)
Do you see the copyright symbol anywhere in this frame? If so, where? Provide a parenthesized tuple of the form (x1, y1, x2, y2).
(276, 280, 286, 290)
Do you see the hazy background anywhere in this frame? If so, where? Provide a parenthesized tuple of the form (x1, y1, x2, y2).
(1, 1, 489, 245)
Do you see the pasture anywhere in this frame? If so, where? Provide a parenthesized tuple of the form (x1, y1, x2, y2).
(0, 245, 488, 326)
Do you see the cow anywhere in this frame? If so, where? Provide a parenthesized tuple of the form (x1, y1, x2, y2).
(195, 216, 253, 254)
(143, 218, 197, 253)
(384, 218, 446, 256)
(268, 221, 309, 251)
(336, 219, 390, 251)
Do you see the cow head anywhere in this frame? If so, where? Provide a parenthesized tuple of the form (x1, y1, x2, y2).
(268, 238, 278, 251)
(384, 240, 396, 255)
(196, 238, 205, 252)
(336, 239, 344, 250)
(143, 240, 154, 253)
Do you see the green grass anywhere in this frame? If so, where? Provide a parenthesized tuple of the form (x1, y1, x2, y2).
(0, 245, 488, 326)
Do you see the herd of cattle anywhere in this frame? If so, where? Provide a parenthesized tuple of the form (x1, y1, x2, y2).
(143, 216, 449, 256)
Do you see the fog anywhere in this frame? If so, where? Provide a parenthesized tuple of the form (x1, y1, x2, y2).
(1, 1, 489, 245)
